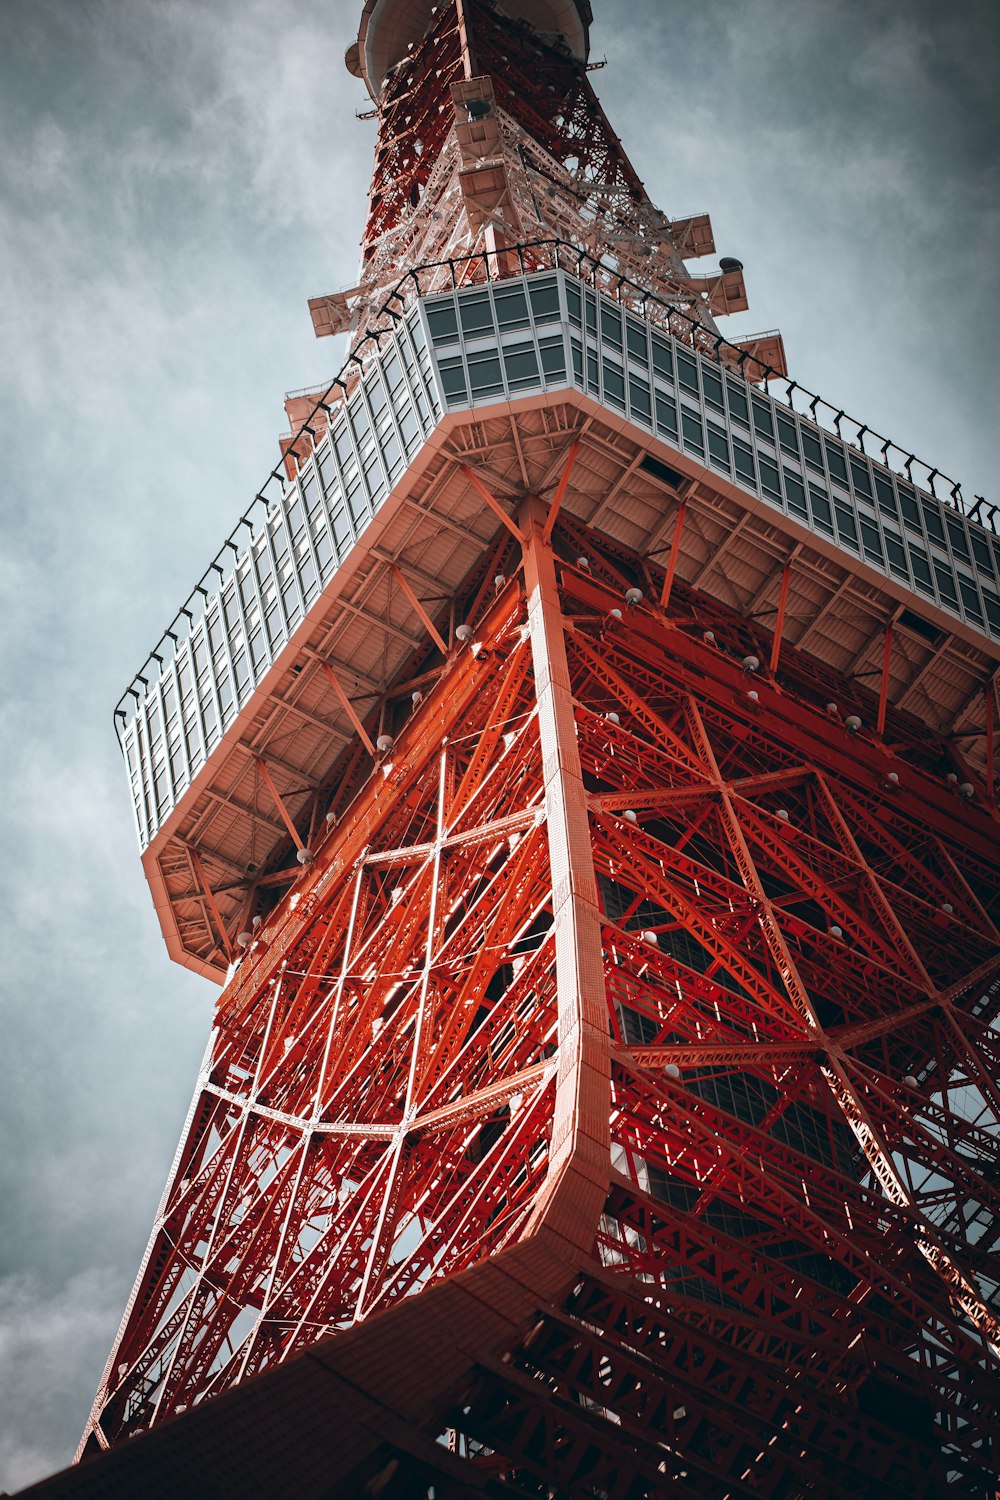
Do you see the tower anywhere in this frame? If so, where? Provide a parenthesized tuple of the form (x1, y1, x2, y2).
(34, 0, 1000, 1494)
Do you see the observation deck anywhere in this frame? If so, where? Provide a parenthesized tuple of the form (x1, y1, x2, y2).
(116, 248, 1000, 980)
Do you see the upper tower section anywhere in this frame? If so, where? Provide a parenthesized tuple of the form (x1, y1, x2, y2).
(309, 0, 749, 352)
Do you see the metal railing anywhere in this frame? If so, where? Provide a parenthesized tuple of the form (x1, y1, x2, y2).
(114, 237, 995, 733)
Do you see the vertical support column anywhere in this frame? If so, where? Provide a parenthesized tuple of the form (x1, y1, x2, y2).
(520, 498, 610, 1257)
(876, 620, 893, 737)
(659, 498, 687, 611)
(769, 558, 792, 677)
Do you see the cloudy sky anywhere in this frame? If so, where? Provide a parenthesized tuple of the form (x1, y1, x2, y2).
(0, 0, 997, 1487)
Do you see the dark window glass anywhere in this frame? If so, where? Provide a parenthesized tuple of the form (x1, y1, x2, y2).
(946, 518, 971, 561)
(601, 303, 623, 349)
(759, 456, 781, 501)
(529, 279, 560, 321)
(802, 430, 823, 472)
(584, 293, 597, 335)
(439, 355, 468, 405)
(983, 591, 1000, 632)
(460, 292, 494, 337)
(733, 436, 755, 483)
(777, 414, 799, 458)
(629, 375, 651, 422)
(587, 349, 599, 394)
(603, 359, 626, 409)
(468, 349, 503, 397)
(825, 442, 848, 486)
(971, 533, 995, 574)
(426, 302, 458, 345)
(655, 393, 678, 438)
(681, 410, 704, 455)
(874, 475, 898, 517)
(677, 350, 699, 397)
(784, 471, 807, 517)
(503, 343, 540, 390)
(835, 504, 858, 547)
(752, 398, 774, 442)
(810, 486, 833, 533)
(539, 335, 566, 381)
(959, 578, 984, 622)
(652, 336, 673, 381)
(727, 381, 749, 427)
(934, 561, 958, 607)
(922, 501, 946, 544)
(566, 282, 582, 328)
(884, 531, 908, 577)
(494, 286, 530, 330)
(850, 457, 873, 499)
(626, 319, 648, 364)
(909, 546, 932, 588)
(571, 337, 583, 383)
(707, 423, 730, 469)
(860, 518, 883, 562)
(703, 368, 724, 411)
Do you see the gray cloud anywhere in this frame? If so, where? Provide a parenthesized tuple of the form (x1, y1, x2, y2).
(1, 0, 996, 1487)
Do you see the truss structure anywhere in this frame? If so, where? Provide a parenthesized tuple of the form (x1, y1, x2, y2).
(69, 506, 1000, 1494)
(36, 2, 1000, 1497)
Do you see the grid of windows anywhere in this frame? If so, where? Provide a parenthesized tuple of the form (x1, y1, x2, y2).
(422, 271, 1000, 643)
(122, 312, 439, 849)
(122, 269, 998, 852)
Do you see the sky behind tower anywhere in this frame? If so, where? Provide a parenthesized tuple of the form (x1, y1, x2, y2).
(0, 0, 997, 1487)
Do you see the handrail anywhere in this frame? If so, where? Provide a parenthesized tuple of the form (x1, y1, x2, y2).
(113, 236, 996, 737)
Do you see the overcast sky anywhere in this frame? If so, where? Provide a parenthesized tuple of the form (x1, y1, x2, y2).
(0, 0, 997, 1488)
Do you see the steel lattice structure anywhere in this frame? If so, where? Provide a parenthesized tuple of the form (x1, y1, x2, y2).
(25, 2, 1000, 1497)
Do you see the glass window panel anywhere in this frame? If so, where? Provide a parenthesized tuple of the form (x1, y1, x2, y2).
(759, 456, 781, 501)
(751, 397, 774, 442)
(628, 375, 651, 422)
(922, 501, 946, 544)
(707, 423, 730, 469)
(459, 292, 494, 337)
(652, 336, 673, 382)
(600, 303, 623, 349)
(503, 342, 540, 390)
(946, 518, 971, 562)
(784, 470, 807, 517)
(439, 355, 468, 405)
(874, 475, 898, 517)
(971, 533, 994, 574)
(959, 578, 984, 622)
(849, 456, 873, 499)
(933, 561, 958, 607)
(603, 358, 626, 409)
(494, 285, 530, 330)
(809, 484, 833, 533)
(626, 318, 647, 364)
(677, 350, 699, 398)
(528, 279, 560, 321)
(835, 504, 858, 547)
(681, 409, 704, 455)
(802, 430, 823, 472)
(566, 282, 582, 328)
(655, 393, 678, 438)
(777, 414, 798, 457)
(860, 517, 883, 562)
(733, 436, 755, 483)
(825, 441, 848, 486)
(726, 381, 749, 428)
(909, 546, 932, 587)
(539, 335, 566, 381)
(426, 302, 458, 345)
(703, 368, 724, 412)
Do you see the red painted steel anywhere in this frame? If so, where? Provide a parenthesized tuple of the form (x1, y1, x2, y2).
(55, 3, 1000, 1497)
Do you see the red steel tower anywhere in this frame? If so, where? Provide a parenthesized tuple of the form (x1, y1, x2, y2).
(26, 2, 1000, 1496)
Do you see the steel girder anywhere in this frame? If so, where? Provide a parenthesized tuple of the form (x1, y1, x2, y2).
(67, 507, 1000, 1498)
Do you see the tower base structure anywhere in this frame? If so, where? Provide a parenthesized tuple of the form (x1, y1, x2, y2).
(26, 495, 1000, 1496)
